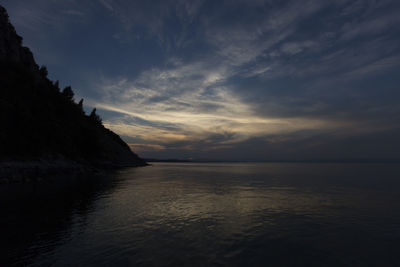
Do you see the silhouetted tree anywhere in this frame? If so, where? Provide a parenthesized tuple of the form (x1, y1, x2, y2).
(77, 98, 84, 113)
(62, 86, 74, 101)
(39, 65, 48, 78)
(89, 108, 102, 124)
(54, 80, 59, 89)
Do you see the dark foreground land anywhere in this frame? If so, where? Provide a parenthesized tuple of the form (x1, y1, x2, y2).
(0, 5, 146, 173)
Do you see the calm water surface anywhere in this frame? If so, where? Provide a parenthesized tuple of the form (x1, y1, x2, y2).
(2, 162, 400, 266)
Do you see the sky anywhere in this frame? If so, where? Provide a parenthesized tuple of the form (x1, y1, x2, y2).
(2, 0, 400, 161)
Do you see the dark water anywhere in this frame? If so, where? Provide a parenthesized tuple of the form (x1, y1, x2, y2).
(2, 163, 400, 266)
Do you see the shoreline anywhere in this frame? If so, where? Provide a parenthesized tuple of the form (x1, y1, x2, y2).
(0, 159, 147, 183)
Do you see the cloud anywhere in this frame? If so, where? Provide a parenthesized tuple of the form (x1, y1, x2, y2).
(280, 41, 315, 55)
(89, 66, 350, 152)
(78, 0, 400, 159)
(3, 0, 400, 159)
(128, 143, 165, 153)
(4, 0, 90, 31)
(98, 0, 114, 11)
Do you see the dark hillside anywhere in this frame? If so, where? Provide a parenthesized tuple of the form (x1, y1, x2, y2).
(0, 5, 146, 167)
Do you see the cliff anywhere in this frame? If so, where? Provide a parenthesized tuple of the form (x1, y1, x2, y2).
(0, 5, 146, 169)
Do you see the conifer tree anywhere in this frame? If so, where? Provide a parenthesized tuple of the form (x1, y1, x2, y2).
(89, 108, 102, 124)
(62, 86, 74, 101)
(77, 98, 84, 113)
(39, 65, 48, 78)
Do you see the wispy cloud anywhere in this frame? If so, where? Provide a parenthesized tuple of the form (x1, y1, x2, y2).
(88, 66, 350, 153)
(78, 0, 400, 157)
(98, 0, 114, 12)
(5, 0, 90, 31)
(3, 0, 400, 159)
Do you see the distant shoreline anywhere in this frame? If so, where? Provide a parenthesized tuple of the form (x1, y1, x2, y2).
(146, 159, 400, 164)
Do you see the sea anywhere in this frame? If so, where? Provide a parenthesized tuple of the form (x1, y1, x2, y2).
(1, 162, 400, 266)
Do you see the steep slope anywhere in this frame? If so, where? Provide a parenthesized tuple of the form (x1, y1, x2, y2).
(0, 5, 146, 167)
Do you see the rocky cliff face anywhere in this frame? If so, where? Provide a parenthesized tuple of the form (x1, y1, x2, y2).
(0, 6, 39, 76)
(0, 5, 146, 167)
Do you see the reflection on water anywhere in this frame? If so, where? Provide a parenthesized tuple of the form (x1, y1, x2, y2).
(2, 163, 400, 266)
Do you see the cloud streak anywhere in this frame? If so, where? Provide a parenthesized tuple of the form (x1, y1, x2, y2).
(3, 0, 400, 159)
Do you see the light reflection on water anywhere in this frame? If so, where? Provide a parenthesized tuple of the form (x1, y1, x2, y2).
(2, 163, 400, 266)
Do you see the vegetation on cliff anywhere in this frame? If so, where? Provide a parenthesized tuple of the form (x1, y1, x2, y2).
(0, 5, 146, 167)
